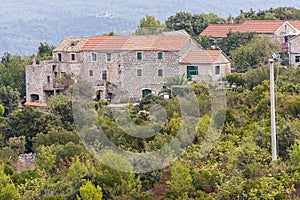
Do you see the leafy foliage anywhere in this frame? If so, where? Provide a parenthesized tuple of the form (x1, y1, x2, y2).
(218, 31, 256, 56)
(0, 54, 31, 97)
(165, 12, 225, 36)
(135, 15, 166, 35)
(2, 6, 300, 200)
(230, 35, 281, 70)
(0, 85, 20, 116)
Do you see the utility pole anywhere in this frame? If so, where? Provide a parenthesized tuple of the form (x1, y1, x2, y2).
(269, 58, 277, 161)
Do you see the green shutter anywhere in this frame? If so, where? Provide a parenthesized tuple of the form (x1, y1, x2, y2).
(187, 66, 198, 79)
(137, 52, 142, 60)
(158, 69, 163, 76)
(158, 52, 163, 59)
(137, 69, 142, 76)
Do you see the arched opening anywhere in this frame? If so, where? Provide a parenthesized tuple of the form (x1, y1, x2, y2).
(142, 89, 152, 98)
(95, 90, 102, 101)
(30, 94, 39, 102)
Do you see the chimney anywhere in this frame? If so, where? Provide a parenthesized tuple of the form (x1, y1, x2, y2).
(32, 57, 36, 65)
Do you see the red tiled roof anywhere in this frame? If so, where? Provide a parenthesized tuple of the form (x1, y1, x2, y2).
(199, 20, 292, 38)
(288, 21, 300, 30)
(81, 35, 191, 51)
(237, 20, 285, 33)
(81, 36, 129, 51)
(180, 50, 223, 64)
(24, 102, 47, 107)
(200, 24, 238, 38)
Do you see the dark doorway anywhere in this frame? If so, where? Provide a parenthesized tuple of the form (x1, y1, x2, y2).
(30, 94, 39, 102)
(142, 89, 152, 98)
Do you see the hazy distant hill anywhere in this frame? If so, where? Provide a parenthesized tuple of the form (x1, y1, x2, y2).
(0, 0, 299, 56)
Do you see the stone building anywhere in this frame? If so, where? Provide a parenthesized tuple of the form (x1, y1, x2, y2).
(288, 34, 300, 67)
(200, 20, 300, 50)
(26, 35, 231, 103)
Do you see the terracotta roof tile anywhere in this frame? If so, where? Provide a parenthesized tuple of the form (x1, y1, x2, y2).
(180, 50, 223, 64)
(200, 24, 238, 38)
(237, 20, 285, 33)
(24, 102, 47, 107)
(199, 20, 297, 38)
(81, 36, 129, 51)
(81, 35, 191, 51)
(288, 21, 300, 30)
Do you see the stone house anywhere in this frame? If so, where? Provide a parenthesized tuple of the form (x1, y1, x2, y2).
(288, 34, 300, 67)
(200, 20, 300, 50)
(180, 50, 231, 82)
(26, 35, 231, 103)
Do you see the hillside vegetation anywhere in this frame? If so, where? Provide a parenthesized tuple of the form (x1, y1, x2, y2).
(1, 5, 300, 200)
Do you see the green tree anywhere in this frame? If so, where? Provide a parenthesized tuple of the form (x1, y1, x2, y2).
(47, 94, 74, 130)
(7, 136, 26, 154)
(102, 32, 118, 36)
(290, 140, 300, 166)
(0, 107, 60, 151)
(230, 35, 281, 70)
(0, 85, 20, 116)
(0, 104, 4, 116)
(165, 12, 225, 36)
(164, 74, 187, 88)
(165, 163, 195, 199)
(77, 181, 103, 200)
(135, 15, 165, 35)
(32, 127, 80, 152)
(243, 65, 269, 90)
(100, 151, 141, 199)
(0, 163, 21, 199)
(218, 31, 256, 56)
(0, 104, 4, 124)
(0, 54, 31, 97)
(35, 145, 57, 173)
(37, 42, 54, 60)
(233, 7, 300, 23)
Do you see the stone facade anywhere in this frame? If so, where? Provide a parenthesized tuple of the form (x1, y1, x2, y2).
(289, 34, 300, 67)
(26, 35, 231, 103)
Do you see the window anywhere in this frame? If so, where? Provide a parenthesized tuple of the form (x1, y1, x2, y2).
(107, 53, 112, 62)
(187, 66, 198, 79)
(71, 53, 75, 61)
(102, 70, 107, 80)
(296, 56, 300, 63)
(215, 66, 220, 74)
(47, 76, 50, 83)
(58, 53, 62, 62)
(137, 69, 142, 76)
(54, 72, 58, 78)
(91, 53, 97, 62)
(158, 52, 163, 59)
(158, 69, 163, 77)
(137, 52, 142, 60)
(52, 65, 56, 71)
(89, 70, 93, 77)
(118, 65, 121, 74)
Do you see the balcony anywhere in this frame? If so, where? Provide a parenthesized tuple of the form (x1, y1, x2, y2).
(43, 79, 65, 91)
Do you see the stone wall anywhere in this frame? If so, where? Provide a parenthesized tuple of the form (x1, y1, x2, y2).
(26, 36, 230, 103)
(26, 60, 83, 103)
(289, 35, 300, 67)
